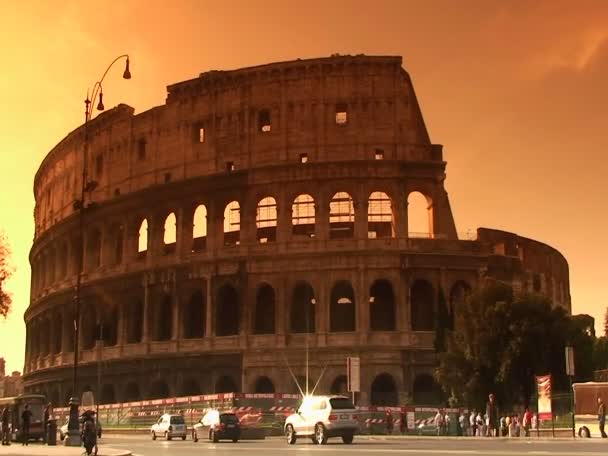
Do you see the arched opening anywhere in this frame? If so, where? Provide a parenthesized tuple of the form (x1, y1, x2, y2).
(330, 281, 356, 332)
(411, 280, 435, 331)
(163, 212, 177, 254)
(254, 376, 275, 393)
(449, 281, 471, 329)
(329, 192, 354, 239)
(101, 384, 116, 404)
(126, 299, 143, 344)
(413, 374, 443, 405)
(81, 306, 97, 350)
(370, 280, 396, 331)
(181, 378, 201, 396)
(108, 224, 123, 266)
(101, 307, 118, 347)
(330, 375, 348, 395)
(137, 219, 148, 255)
(215, 376, 238, 393)
(216, 284, 239, 336)
(149, 380, 170, 399)
(192, 204, 207, 252)
(254, 284, 275, 334)
(124, 382, 140, 402)
(256, 197, 277, 243)
(52, 315, 62, 354)
(183, 290, 205, 339)
(292, 194, 315, 237)
(86, 229, 101, 271)
(368, 192, 394, 239)
(223, 201, 240, 246)
(154, 294, 173, 341)
(291, 282, 315, 333)
(370, 373, 398, 406)
(407, 191, 433, 238)
(39, 319, 50, 356)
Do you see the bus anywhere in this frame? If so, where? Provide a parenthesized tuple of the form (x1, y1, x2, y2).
(0, 394, 46, 442)
(573, 382, 608, 438)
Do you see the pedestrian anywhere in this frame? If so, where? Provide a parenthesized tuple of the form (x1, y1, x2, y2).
(81, 411, 98, 456)
(385, 409, 394, 435)
(522, 407, 532, 437)
(531, 413, 538, 433)
(434, 409, 444, 436)
(458, 411, 468, 437)
(399, 411, 407, 435)
(485, 393, 499, 437)
(476, 412, 484, 436)
(43, 402, 51, 444)
(499, 416, 506, 436)
(1, 406, 11, 445)
(507, 415, 515, 437)
(598, 397, 607, 438)
(469, 410, 476, 437)
(21, 403, 32, 446)
(444, 411, 451, 436)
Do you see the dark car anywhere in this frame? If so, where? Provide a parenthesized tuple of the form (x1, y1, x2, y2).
(192, 410, 240, 443)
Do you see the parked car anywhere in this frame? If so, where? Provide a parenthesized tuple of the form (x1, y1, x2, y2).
(192, 410, 240, 443)
(151, 413, 187, 441)
(284, 395, 358, 445)
(59, 418, 102, 441)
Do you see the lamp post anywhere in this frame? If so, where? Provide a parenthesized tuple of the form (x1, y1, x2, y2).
(64, 54, 131, 447)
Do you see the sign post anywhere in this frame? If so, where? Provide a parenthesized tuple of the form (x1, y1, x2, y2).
(536, 375, 553, 437)
(347, 357, 360, 405)
(565, 346, 575, 438)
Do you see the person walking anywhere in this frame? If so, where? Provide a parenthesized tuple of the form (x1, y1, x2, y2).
(21, 403, 32, 446)
(469, 410, 476, 437)
(385, 409, 394, 435)
(522, 407, 532, 437)
(1, 406, 10, 445)
(43, 403, 51, 444)
(485, 393, 499, 437)
(434, 409, 444, 436)
(598, 397, 607, 438)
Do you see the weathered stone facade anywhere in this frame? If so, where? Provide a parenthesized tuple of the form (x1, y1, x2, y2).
(24, 55, 571, 406)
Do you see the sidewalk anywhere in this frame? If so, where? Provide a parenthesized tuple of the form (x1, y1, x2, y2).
(353, 434, 599, 443)
(0, 444, 131, 456)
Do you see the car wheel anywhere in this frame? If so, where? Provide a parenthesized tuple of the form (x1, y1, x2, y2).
(165, 431, 172, 441)
(60, 433, 65, 441)
(579, 426, 591, 438)
(182, 435, 186, 441)
(232, 438, 238, 443)
(211, 430, 219, 443)
(285, 424, 297, 445)
(152, 431, 156, 441)
(342, 433, 354, 444)
(315, 423, 327, 445)
(193, 431, 198, 443)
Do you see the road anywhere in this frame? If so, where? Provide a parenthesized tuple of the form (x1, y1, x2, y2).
(101, 434, 608, 456)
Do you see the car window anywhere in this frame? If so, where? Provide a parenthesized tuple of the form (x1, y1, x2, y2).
(170, 416, 185, 424)
(220, 413, 238, 424)
(329, 398, 356, 410)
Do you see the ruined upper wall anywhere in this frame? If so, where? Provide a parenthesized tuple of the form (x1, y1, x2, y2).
(33, 55, 441, 238)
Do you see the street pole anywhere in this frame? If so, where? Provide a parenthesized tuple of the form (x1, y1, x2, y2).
(64, 54, 131, 447)
(569, 375, 575, 438)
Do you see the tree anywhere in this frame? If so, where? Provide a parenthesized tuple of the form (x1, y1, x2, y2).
(604, 308, 608, 337)
(0, 233, 13, 317)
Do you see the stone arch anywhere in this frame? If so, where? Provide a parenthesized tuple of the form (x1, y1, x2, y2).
(107, 223, 124, 266)
(149, 380, 170, 399)
(413, 374, 443, 405)
(330, 375, 348, 395)
(183, 289, 205, 339)
(215, 375, 238, 393)
(370, 279, 396, 331)
(253, 283, 275, 334)
(411, 279, 435, 331)
(223, 201, 240, 246)
(449, 280, 471, 328)
(216, 284, 239, 336)
(256, 197, 277, 243)
(124, 382, 140, 402)
(101, 305, 118, 347)
(137, 218, 148, 254)
(254, 376, 275, 393)
(153, 294, 173, 341)
(85, 228, 102, 271)
(330, 280, 356, 332)
(292, 194, 315, 237)
(181, 378, 201, 396)
(101, 384, 116, 404)
(407, 191, 434, 238)
(192, 204, 207, 251)
(126, 298, 143, 344)
(290, 281, 315, 333)
(370, 373, 398, 406)
(163, 212, 177, 253)
(81, 305, 98, 350)
(368, 191, 394, 239)
(329, 192, 354, 239)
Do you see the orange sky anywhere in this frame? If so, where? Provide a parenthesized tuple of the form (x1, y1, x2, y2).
(1, 0, 607, 374)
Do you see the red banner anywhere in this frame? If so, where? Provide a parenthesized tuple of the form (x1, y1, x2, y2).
(536, 375, 552, 420)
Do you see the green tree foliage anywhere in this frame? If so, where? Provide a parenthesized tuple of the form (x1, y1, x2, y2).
(435, 281, 594, 410)
(0, 233, 13, 318)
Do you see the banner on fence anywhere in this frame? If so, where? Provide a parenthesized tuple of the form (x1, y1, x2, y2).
(536, 374, 553, 420)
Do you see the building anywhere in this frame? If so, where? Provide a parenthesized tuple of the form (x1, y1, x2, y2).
(0, 358, 23, 397)
(23, 55, 570, 406)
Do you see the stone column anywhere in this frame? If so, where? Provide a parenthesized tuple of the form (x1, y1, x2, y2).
(172, 279, 180, 341)
(315, 199, 330, 241)
(48, 314, 56, 355)
(276, 194, 291, 244)
(178, 206, 193, 257)
(142, 279, 150, 343)
(240, 203, 256, 246)
(205, 276, 213, 337)
(354, 200, 369, 240)
(116, 301, 126, 346)
(356, 267, 369, 334)
(394, 196, 408, 239)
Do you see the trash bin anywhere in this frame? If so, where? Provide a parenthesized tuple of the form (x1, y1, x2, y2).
(46, 420, 57, 446)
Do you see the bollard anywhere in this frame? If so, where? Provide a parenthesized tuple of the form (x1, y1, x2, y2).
(47, 420, 57, 446)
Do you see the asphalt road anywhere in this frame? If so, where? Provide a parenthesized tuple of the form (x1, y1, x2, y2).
(101, 434, 608, 456)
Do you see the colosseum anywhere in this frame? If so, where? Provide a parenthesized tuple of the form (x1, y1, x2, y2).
(24, 54, 571, 407)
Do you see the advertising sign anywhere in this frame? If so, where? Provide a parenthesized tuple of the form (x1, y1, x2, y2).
(536, 375, 553, 420)
(347, 357, 360, 392)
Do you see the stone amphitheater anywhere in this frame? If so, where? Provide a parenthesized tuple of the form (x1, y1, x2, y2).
(24, 54, 571, 406)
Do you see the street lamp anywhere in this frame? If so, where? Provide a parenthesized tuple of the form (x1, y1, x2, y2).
(65, 54, 132, 447)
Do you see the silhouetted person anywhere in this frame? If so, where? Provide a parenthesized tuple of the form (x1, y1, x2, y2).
(1, 406, 10, 445)
(21, 403, 32, 446)
(598, 397, 607, 438)
(485, 393, 499, 437)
